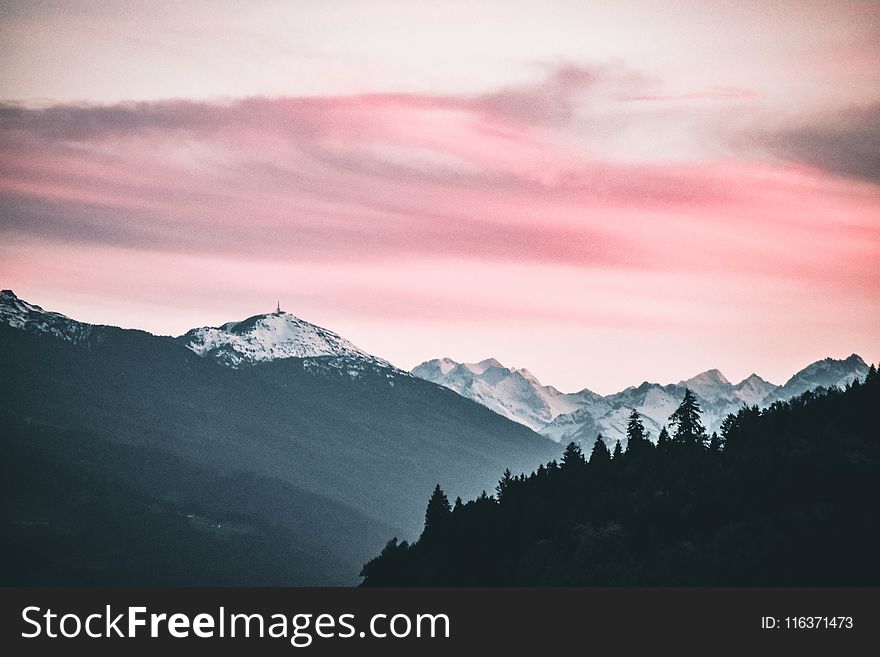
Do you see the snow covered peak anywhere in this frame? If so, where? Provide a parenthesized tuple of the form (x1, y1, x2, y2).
(1, 289, 45, 325)
(180, 311, 390, 368)
(411, 357, 459, 379)
(464, 358, 504, 375)
(732, 373, 776, 406)
(411, 356, 594, 431)
(0, 289, 92, 343)
(772, 354, 869, 400)
(679, 368, 730, 393)
(416, 351, 872, 448)
(516, 367, 539, 382)
(435, 357, 459, 375)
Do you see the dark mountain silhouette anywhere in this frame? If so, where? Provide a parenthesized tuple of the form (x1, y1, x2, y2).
(361, 367, 880, 585)
(0, 292, 559, 585)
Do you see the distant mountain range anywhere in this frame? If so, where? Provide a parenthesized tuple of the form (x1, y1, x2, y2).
(413, 354, 869, 448)
(1, 288, 870, 585)
(0, 290, 557, 585)
(411, 358, 600, 431)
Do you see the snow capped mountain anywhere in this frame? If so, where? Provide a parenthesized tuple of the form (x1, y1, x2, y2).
(678, 369, 731, 399)
(412, 357, 599, 431)
(414, 354, 872, 449)
(732, 373, 777, 406)
(3, 289, 871, 448)
(0, 289, 92, 343)
(180, 309, 392, 369)
(545, 357, 870, 447)
(767, 354, 868, 403)
(0, 290, 397, 375)
(1, 291, 559, 586)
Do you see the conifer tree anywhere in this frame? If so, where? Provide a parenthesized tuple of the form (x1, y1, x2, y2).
(612, 439, 623, 460)
(561, 441, 585, 469)
(669, 389, 708, 447)
(589, 435, 611, 465)
(626, 408, 648, 454)
(361, 376, 879, 587)
(496, 468, 514, 501)
(423, 484, 451, 537)
(657, 425, 671, 452)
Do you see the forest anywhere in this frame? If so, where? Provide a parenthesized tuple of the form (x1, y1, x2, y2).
(361, 364, 880, 585)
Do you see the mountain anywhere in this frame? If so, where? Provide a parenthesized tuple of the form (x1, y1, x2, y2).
(678, 369, 731, 399)
(767, 354, 869, 402)
(180, 308, 392, 369)
(413, 353, 869, 449)
(732, 373, 777, 406)
(362, 364, 880, 586)
(0, 289, 93, 344)
(0, 291, 559, 585)
(412, 357, 600, 431)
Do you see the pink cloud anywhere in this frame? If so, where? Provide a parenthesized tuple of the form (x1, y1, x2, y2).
(1, 66, 878, 391)
(616, 87, 758, 102)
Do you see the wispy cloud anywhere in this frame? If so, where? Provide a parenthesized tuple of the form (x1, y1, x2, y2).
(3, 65, 872, 267)
(617, 87, 758, 102)
(1, 63, 878, 391)
(754, 104, 880, 185)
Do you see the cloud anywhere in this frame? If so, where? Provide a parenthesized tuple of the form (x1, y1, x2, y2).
(756, 104, 880, 185)
(1, 64, 877, 291)
(0, 65, 692, 269)
(617, 87, 758, 102)
(0, 63, 606, 141)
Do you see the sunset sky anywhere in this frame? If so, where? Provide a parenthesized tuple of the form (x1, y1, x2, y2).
(1, 0, 878, 393)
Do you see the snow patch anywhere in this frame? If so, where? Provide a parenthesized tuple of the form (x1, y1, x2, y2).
(180, 311, 392, 369)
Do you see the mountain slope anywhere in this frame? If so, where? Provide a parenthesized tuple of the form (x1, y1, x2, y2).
(412, 357, 599, 431)
(0, 292, 559, 585)
(767, 354, 868, 402)
(0, 289, 93, 343)
(362, 368, 880, 586)
(1, 417, 365, 585)
(732, 373, 777, 406)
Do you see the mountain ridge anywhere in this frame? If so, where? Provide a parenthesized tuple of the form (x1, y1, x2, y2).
(413, 354, 869, 447)
(412, 357, 599, 431)
(1, 288, 869, 450)
(0, 290, 559, 585)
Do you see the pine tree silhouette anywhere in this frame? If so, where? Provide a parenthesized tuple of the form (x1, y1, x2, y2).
(496, 468, 514, 501)
(589, 435, 611, 465)
(669, 389, 708, 447)
(561, 442, 585, 469)
(657, 425, 671, 452)
(423, 484, 451, 538)
(626, 408, 649, 455)
(361, 366, 880, 587)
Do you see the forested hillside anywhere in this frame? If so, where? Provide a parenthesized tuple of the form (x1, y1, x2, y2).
(362, 365, 880, 585)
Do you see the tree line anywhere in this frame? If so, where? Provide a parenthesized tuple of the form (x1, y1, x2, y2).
(361, 364, 880, 585)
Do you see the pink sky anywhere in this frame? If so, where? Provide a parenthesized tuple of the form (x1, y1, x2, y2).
(1, 1, 878, 393)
